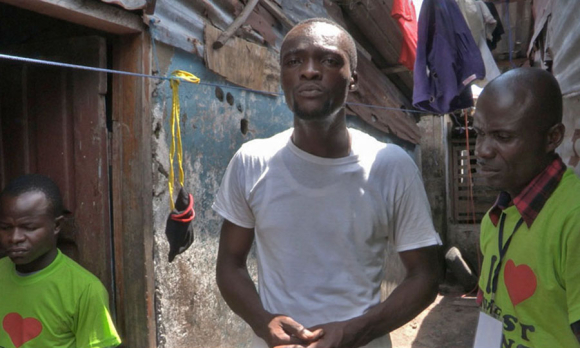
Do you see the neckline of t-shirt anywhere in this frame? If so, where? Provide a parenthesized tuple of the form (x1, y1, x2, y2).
(286, 131, 361, 166)
(10, 249, 64, 285)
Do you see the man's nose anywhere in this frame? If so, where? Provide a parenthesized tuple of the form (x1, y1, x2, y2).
(300, 59, 321, 80)
(9, 228, 26, 244)
(475, 136, 493, 159)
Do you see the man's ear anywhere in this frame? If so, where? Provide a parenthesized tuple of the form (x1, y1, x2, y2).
(546, 122, 565, 153)
(54, 215, 64, 237)
(349, 71, 358, 92)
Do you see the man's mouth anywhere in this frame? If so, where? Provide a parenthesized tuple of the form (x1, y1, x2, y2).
(296, 84, 323, 97)
(7, 248, 28, 257)
(477, 165, 501, 178)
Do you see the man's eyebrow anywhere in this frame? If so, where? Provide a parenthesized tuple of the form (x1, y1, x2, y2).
(282, 47, 344, 57)
(281, 48, 303, 57)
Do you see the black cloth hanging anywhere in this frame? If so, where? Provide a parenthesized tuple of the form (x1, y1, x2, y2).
(165, 187, 195, 262)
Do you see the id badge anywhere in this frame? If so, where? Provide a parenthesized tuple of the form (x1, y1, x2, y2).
(473, 311, 502, 348)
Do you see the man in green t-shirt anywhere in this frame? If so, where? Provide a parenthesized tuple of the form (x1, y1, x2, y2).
(0, 174, 121, 348)
(473, 67, 580, 347)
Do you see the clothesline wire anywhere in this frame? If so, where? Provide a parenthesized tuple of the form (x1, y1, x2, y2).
(0, 53, 430, 115)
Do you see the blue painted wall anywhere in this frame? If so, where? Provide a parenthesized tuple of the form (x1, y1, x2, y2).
(151, 46, 295, 347)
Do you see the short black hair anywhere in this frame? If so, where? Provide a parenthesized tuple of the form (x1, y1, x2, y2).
(1, 174, 65, 217)
(283, 17, 358, 71)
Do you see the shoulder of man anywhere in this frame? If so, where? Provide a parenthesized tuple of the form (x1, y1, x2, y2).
(351, 130, 418, 172)
(549, 169, 580, 211)
(58, 252, 107, 288)
(235, 128, 293, 160)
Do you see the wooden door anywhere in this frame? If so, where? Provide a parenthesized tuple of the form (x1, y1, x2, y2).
(0, 36, 114, 298)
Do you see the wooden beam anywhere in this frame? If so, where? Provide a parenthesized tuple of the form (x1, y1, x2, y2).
(259, 0, 294, 29)
(381, 65, 409, 74)
(257, 0, 373, 61)
(111, 32, 156, 348)
(144, 0, 156, 15)
(0, 0, 144, 34)
(213, 0, 260, 49)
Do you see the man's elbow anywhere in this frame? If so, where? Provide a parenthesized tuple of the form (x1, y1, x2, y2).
(425, 274, 439, 304)
(215, 256, 230, 292)
(417, 268, 440, 306)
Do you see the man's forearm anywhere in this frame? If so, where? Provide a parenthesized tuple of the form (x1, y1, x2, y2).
(347, 271, 438, 347)
(216, 263, 272, 338)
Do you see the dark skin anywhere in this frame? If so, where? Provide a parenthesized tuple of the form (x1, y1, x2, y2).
(474, 68, 564, 199)
(280, 22, 356, 159)
(216, 21, 440, 348)
(216, 221, 439, 348)
(0, 191, 62, 273)
(474, 67, 580, 342)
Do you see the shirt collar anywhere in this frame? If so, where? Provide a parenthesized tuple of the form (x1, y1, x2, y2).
(488, 155, 567, 228)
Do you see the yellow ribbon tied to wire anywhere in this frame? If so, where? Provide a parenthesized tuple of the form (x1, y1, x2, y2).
(168, 70, 200, 210)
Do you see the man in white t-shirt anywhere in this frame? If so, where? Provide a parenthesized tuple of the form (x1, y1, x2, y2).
(213, 18, 441, 348)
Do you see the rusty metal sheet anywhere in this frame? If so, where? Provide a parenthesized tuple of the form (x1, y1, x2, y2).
(347, 53, 420, 144)
(100, 0, 147, 10)
(145, 0, 420, 142)
(245, 4, 278, 47)
(145, 0, 282, 57)
(337, 0, 414, 101)
(145, 0, 333, 57)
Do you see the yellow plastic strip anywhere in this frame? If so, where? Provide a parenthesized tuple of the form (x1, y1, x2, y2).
(168, 70, 200, 210)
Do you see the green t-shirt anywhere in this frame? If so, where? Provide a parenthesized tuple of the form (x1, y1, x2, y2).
(479, 169, 580, 348)
(0, 250, 121, 348)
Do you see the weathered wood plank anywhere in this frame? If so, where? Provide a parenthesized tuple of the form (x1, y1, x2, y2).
(0, 0, 144, 34)
(204, 24, 280, 94)
(111, 32, 155, 348)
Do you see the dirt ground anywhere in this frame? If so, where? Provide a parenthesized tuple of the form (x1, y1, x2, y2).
(390, 282, 480, 348)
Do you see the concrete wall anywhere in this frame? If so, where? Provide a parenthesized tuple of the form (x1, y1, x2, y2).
(418, 115, 481, 275)
(417, 115, 448, 244)
(150, 43, 415, 347)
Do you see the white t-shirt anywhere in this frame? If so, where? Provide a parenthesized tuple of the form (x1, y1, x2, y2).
(213, 128, 441, 348)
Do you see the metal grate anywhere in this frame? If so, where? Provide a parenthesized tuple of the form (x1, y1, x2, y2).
(449, 138, 497, 224)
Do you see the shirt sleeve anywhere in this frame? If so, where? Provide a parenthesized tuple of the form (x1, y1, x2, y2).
(391, 165, 442, 252)
(563, 208, 580, 325)
(212, 149, 255, 229)
(73, 282, 121, 348)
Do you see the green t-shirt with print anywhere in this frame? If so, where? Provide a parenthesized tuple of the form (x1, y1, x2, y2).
(479, 169, 580, 348)
(0, 249, 121, 348)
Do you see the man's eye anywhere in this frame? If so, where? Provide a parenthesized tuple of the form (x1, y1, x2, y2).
(494, 133, 512, 141)
(322, 57, 340, 66)
(285, 59, 300, 67)
(0, 225, 11, 231)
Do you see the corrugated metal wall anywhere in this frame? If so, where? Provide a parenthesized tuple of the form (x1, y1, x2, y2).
(142, 0, 421, 144)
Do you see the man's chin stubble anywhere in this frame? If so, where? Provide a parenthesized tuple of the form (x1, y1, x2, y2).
(293, 101, 335, 121)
